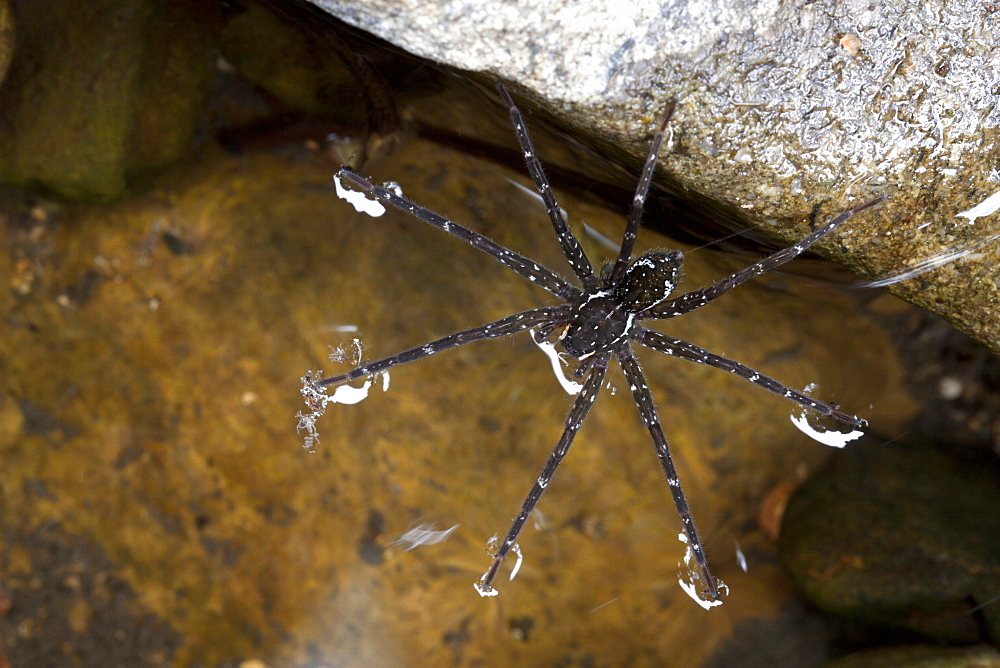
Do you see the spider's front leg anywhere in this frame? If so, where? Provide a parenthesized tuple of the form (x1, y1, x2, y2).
(336, 168, 580, 302)
(497, 84, 599, 290)
(475, 353, 610, 597)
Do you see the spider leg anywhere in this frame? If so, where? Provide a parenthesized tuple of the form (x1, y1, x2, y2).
(496, 84, 600, 290)
(617, 345, 721, 601)
(607, 99, 676, 287)
(635, 326, 867, 428)
(643, 195, 885, 318)
(313, 306, 568, 388)
(337, 168, 581, 302)
(475, 354, 609, 596)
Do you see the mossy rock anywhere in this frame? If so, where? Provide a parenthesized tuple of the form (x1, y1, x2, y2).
(0, 0, 220, 202)
(0, 0, 13, 85)
(826, 643, 1000, 668)
(780, 439, 1000, 643)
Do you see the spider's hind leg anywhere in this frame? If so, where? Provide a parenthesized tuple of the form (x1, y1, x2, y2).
(617, 345, 723, 602)
(636, 326, 867, 429)
(475, 354, 610, 597)
(572, 354, 598, 379)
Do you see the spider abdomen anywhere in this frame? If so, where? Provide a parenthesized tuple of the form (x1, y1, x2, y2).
(560, 291, 634, 357)
(616, 249, 684, 313)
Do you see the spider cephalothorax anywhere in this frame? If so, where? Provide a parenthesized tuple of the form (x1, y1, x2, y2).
(560, 250, 683, 360)
(301, 83, 883, 603)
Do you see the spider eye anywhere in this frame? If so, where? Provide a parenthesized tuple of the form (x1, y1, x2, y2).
(616, 249, 683, 312)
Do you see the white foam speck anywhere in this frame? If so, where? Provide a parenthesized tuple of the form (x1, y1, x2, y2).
(790, 412, 864, 448)
(956, 189, 1000, 223)
(734, 538, 748, 573)
(531, 329, 583, 395)
(335, 173, 386, 217)
(509, 544, 523, 581)
(474, 581, 499, 597)
(329, 379, 373, 405)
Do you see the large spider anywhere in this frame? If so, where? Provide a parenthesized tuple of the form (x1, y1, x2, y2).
(302, 83, 883, 602)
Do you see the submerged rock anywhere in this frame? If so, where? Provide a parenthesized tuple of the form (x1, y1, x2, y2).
(827, 643, 1000, 668)
(780, 438, 1000, 643)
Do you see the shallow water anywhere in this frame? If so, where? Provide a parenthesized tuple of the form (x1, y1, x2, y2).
(0, 113, 923, 664)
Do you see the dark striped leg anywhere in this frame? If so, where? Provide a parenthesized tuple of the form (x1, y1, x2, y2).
(635, 327, 866, 428)
(617, 345, 720, 601)
(337, 168, 580, 302)
(475, 354, 609, 597)
(607, 99, 675, 287)
(314, 306, 567, 388)
(496, 84, 600, 290)
(644, 195, 885, 318)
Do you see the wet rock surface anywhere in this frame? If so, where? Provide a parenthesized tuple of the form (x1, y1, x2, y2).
(4, 0, 997, 349)
(779, 438, 1000, 643)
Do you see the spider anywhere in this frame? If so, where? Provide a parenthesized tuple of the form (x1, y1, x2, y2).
(302, 83, 884, 602)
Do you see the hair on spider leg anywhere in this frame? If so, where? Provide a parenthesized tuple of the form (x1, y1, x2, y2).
(305, 81, 884, 605)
